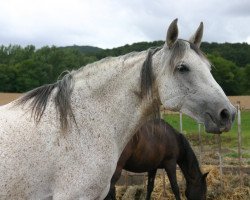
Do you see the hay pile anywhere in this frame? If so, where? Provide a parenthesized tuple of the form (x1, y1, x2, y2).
(203, 165, 250, 200)
(116, 185, 145, 200)
(116, 165, 250, 200)
(150, 171, 185, 200)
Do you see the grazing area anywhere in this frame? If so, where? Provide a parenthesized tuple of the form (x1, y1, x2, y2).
(115, 166, 250, 200)
(106, 96, 250, 200)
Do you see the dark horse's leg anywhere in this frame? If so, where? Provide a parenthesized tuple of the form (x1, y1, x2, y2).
(104, 166, 123, 200)
(146, 169, 157, 200)
(104, 141, 135, 200)
(165, 160, 181, 200)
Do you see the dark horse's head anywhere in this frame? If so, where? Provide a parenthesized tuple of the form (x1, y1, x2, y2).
(185, 172, 209, 200)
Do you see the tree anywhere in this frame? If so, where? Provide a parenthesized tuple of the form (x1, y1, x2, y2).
(208, 54, 244, 95)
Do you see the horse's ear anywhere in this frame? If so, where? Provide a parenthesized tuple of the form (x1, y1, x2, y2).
(189, 22, 203, 48)
(166, 18, 178, 49)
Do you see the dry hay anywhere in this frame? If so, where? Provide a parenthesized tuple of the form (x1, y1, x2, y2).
(116, 165, 249, 200)
(116, 186, 127, 200)
(116, 185, 145, 200)
(203, 165, 250, 200)
(150, 171, 186, 200)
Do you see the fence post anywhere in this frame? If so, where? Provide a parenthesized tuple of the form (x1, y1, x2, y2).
(216, 134, 223, 188)
(179, 112, 183, 133)
(237, 102, 243, 187)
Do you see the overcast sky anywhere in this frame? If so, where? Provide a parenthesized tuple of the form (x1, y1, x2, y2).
(0, 0, 249, 49)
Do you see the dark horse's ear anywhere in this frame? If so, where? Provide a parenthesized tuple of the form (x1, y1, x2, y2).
(189, 22, 203, 48)
(166, 18, 178, 49)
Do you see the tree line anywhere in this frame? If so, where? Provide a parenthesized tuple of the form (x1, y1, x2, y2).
(0, 41, 249, 95)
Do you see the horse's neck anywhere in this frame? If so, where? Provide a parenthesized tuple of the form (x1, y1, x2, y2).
(71, 51, 160, 153)
(178, 142, 202, 183)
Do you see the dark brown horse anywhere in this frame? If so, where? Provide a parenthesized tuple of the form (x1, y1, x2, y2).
(105, 119, 208, 200)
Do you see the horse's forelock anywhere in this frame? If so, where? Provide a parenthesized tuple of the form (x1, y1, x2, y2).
(169, 40, 189, 72)
(169, 40, 211, 71)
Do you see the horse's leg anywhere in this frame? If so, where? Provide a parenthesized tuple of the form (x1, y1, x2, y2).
(105, 142, 135, 200)
(146, 169, 157, 200)
(164, 160, 181, 200)
(104, 165, 123, 200)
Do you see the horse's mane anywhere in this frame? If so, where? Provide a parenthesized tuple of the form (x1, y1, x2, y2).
(178, 133, 202, 179)
(16, 72, 75, 132)
(140, 47, 161, 99)
(15, 41, 205, 133)
(140, 40, 201, 100)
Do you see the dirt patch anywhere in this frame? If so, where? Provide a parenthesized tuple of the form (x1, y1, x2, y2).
(0, 93, 22, 105)
(228, 96, 250, 110)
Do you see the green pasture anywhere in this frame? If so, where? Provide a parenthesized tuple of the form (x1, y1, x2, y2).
(163, 110, 250, 150)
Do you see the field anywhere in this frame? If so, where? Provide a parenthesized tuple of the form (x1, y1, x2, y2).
(163, 111, 250, 149)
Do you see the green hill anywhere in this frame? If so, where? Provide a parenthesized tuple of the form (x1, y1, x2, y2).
(60, 45, 103, 53)
(0, 41, 250, 94)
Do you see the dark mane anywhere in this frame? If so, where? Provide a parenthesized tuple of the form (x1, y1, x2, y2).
(178, 133, 202, 180)
(140, 47, 162, 99)
(140, 40, 191, 100)
(16, 72, 75, 132)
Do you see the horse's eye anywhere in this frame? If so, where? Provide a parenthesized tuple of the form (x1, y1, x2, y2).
(178, 64, 190, 73)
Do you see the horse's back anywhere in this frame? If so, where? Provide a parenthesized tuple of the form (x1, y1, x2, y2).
(123, 119, 180, 172)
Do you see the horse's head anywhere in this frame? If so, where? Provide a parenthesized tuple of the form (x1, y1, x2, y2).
(156, 19, 236, 134)
(185, 172, 208, 200)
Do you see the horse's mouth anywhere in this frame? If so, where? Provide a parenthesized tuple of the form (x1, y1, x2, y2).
(204, 112, 222, 134)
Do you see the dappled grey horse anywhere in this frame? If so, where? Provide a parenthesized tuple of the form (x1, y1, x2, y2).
(0, 19, 235, 199)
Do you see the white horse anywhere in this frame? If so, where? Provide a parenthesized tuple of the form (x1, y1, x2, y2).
(0, 19, 235, 199)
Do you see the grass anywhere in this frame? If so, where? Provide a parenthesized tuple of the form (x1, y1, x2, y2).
(163, 110, 250, 150)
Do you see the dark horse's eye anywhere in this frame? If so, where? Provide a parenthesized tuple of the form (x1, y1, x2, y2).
(177, 64, 190, 73)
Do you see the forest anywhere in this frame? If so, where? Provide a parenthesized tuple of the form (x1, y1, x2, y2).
(0, 41, 249, 95)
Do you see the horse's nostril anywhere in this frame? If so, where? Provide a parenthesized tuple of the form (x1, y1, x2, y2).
(220, 109, 230, 122)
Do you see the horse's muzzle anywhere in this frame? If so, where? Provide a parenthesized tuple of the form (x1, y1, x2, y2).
(204, 106, 236, 134)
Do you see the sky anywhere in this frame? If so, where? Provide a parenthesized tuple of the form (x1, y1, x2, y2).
(0, 0, 249, 49)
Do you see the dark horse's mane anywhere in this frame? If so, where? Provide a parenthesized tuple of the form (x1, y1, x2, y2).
(178, 132, 203, 180)
(16, 72, 75, 132)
